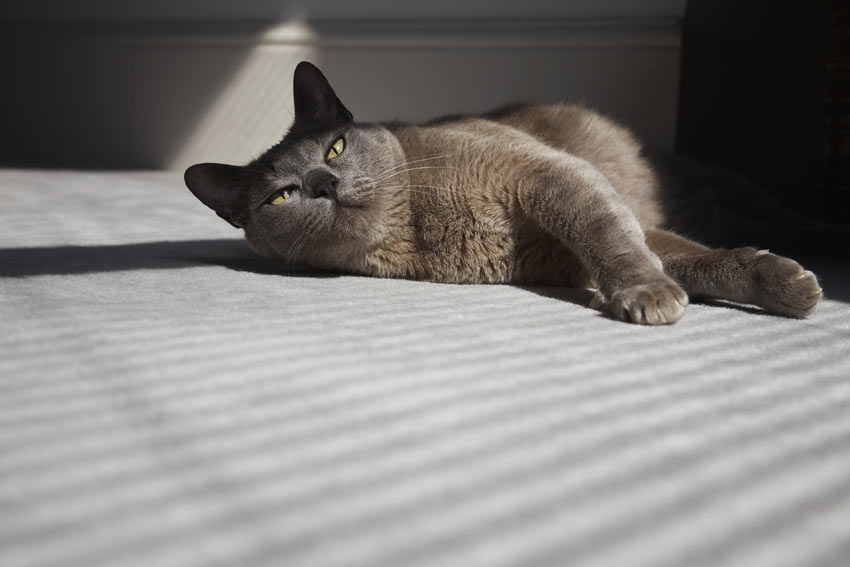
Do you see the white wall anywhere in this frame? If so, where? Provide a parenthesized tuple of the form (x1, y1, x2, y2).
(1, 3, 685, 170)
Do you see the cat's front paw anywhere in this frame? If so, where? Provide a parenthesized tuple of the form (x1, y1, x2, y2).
(746, 249, 822, 318)
(605, 278, 688, 325)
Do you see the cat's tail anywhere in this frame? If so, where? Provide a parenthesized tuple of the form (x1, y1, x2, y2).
(645, 148, 850, 259)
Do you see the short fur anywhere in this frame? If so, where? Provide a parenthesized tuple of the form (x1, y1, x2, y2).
(185, 62, 822, 325)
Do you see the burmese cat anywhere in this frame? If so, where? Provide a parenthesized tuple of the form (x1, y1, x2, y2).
(185, 61, 822, 325)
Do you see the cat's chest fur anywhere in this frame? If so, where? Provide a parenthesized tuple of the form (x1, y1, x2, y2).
(378, 121, 589, 286)
(412, 202, 517, 283)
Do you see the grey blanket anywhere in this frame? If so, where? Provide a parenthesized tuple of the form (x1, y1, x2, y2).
(2, 169, 849, 566)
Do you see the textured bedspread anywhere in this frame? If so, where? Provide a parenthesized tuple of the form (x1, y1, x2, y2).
(2, 169, 849, 566)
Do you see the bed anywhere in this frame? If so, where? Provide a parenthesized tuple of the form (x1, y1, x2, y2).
(1, 168, 849, 566)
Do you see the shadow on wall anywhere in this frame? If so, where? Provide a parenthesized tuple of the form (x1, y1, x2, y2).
(1, 18, 684, 171)
(0, 22, 316, 170)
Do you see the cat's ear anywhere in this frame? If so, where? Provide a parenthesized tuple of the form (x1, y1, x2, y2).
(293, 61, 353, 129)
(184, 163, 249, 228)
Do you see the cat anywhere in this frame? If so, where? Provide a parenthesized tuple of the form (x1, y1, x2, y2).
(185, 61, 822, 325)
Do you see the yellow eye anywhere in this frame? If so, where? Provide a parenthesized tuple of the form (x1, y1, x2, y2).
(267, 190, 290, 205)
(327, 137, 344, 160)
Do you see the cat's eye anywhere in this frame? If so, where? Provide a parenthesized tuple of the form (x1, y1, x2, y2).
(266, 190, 291, 206)
(327, 137, 345, 160)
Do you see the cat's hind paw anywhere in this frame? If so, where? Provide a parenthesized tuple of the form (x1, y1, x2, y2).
(604, 278, 688, 325)
(748, 251, 822, 318)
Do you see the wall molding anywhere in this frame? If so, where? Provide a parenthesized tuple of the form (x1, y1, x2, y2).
(23, 19, 682, 48)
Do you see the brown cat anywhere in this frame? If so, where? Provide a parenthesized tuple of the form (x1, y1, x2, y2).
(185, 62, 822, 325)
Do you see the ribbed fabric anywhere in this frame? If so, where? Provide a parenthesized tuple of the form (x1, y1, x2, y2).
(1, 169, 849, 567)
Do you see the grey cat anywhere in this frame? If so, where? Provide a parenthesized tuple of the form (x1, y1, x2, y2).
(185, 61, 822, 325)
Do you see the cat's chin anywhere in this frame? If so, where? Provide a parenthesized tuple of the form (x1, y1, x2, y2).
(330, 203, 371, 233)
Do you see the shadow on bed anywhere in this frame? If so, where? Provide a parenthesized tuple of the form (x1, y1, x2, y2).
(0, 239, 326, 278)
(3, 240, 846, 306)
(520, 255, 850, 309)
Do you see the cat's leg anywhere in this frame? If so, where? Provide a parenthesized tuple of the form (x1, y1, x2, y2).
(518, 158, 687, 324)
(645, 229, 822, 318)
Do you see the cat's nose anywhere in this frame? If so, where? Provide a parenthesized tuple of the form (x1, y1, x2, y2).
(303, 169, 339, 201)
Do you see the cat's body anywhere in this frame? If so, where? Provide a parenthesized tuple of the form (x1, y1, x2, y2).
(377, 103, 662, 286)
(185, 62, 822, 324)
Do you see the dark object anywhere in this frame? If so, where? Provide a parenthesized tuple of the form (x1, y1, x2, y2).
(824, 0, 850, 219)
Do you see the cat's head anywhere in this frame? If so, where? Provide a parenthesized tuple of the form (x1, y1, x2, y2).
(184, 61, 406, 271)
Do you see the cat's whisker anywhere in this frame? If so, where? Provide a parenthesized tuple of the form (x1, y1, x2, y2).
(236, 137, 256, 162)
(374, 165, 456, 184)
(380, 186, 453, 197)
(296, 217, 322, 267)
(285, 222, 313, 273)
(292, 236, 310, 272)
(377, 184, 461, 199)
(283, 230, 304, 274)
(370, 154, 452, 181)
(373, 165, 455, 183)
(372, 160, 448, 183)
